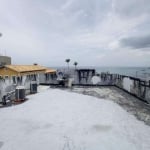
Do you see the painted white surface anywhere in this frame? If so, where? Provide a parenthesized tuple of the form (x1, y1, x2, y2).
(37, 85, 50, 92)
(68, 78, 74, 87)
(16, 86, 25, 89)
(0, 89, 150, 150)
(91, 76, 101, 84)
(123, 77, 133, 92)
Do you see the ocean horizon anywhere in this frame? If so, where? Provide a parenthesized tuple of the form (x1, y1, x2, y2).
(50, 66, 150, 79)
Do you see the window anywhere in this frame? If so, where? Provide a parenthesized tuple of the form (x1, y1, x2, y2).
(31, 74, 37, 81)
(12, 76, 16, 84)
(5, 76, 9, 79)
(26, 75, 37, 81)
(45, 74, 49, 81)
(17, 76, 22, 85)
(33, 74, 37, 81)
(26, 75, 31, 80)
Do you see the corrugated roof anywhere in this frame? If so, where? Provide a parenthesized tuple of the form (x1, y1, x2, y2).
(45, 69, 56, 73)
(5, 65, 46, 73)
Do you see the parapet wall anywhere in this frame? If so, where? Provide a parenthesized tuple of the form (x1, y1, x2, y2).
(40, 69, 150, 104)
(73, 71, 150, 103)
(99, 73, 150, 103)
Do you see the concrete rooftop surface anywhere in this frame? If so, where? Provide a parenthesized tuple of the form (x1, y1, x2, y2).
(64, 86, 150, 125)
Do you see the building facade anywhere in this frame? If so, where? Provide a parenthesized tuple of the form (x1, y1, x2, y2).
(0, 56, 11, 66)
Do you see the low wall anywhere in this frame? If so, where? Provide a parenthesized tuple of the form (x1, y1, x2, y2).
(99, 73, 150, 103)
(40, 71, 150, 104)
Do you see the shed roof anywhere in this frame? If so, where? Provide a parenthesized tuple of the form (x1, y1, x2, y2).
(45, 68, 56, 74)
(5, 65, 46, 73)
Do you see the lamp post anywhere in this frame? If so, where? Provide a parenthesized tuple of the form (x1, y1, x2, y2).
(65, 59, 70, 72)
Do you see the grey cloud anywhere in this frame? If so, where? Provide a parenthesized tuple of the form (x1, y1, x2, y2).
(59, 0, 112, 27)
(0, 0, 150, 66)
(113, 0, 150, 18)
(120, 35, 150, 49)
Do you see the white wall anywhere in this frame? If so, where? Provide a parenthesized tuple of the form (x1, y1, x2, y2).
(123, 77, 133, 92)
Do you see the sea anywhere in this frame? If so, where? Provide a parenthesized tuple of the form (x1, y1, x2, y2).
(52, 66, 150, 79)
(95, 67, 150, 78)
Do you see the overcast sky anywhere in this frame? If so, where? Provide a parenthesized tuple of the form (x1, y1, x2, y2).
(0, 0, 150, 67)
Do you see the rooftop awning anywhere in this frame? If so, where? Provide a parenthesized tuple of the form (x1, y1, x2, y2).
(5, 65, 46, 73)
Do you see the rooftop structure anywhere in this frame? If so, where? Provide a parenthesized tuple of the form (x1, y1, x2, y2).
(0, 65, 56, 77)
(0, 56, 11, 66)
(45, 68, 56, 74)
